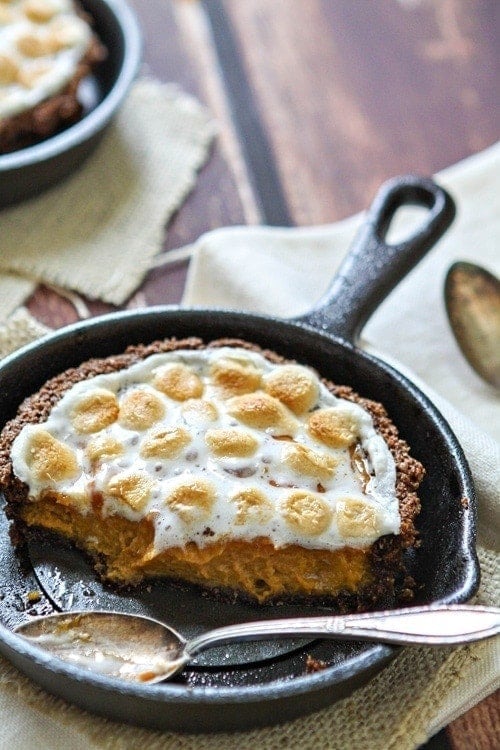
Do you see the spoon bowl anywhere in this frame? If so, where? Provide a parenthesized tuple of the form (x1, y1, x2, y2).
(15, 605, 500, 684)
(445, 261, 500, 388)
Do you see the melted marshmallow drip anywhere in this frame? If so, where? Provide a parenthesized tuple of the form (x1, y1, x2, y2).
(11, 348, 400, 551)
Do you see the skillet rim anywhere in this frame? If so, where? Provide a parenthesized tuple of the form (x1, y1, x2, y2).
(0, 304, 479, 719)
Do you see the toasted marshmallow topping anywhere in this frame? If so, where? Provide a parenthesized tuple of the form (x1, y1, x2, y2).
(11, 347, 401, 551)
(0, 0, 91, 120)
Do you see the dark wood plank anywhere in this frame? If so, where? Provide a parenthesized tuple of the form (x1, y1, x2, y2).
(222, 0, 499, 224)
(446, 690, 500, 750)
(203, 0, 293, 225)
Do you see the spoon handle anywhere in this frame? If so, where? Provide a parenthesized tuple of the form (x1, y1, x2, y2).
(185, 605, 500, 657)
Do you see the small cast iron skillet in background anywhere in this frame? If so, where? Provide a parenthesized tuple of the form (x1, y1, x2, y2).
(0, 0, 141, 207)
(0, 176, 478, 733)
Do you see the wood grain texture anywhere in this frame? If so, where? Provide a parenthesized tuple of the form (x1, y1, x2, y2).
(223, 0, 499, 224)
(127, 0, 250, 306)
(447, 690, 500, 750)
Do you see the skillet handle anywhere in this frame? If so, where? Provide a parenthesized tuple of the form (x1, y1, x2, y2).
(292, 175, 455, 343)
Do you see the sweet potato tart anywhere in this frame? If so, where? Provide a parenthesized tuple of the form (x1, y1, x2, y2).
(0, 0, 106, 153)
(0, 338, 424, 609)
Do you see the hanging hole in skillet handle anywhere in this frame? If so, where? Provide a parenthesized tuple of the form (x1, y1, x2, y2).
(293, 175, 456, 345)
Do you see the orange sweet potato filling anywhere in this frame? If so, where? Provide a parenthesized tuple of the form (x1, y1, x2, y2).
(19, 496, 372, 603)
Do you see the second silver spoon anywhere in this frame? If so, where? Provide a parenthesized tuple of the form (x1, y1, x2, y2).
(445, 261, 500, 388)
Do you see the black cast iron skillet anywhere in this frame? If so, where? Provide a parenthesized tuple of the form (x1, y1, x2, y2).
(0, 176, 478, 733)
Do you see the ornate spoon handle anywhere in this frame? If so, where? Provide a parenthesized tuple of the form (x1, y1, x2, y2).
(186, 605, 500, 657)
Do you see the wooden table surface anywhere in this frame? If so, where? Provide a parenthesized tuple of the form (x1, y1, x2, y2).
(28, 1, 499, 746)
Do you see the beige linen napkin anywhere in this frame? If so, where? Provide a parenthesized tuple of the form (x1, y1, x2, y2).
(0, 77, 216, 321)
(0, 146, 498, 748)
(0, 307, 50, 359)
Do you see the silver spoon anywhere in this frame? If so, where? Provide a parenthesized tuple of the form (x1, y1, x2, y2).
(14, 604, 500, 684)
(445, 261, 500, 389)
